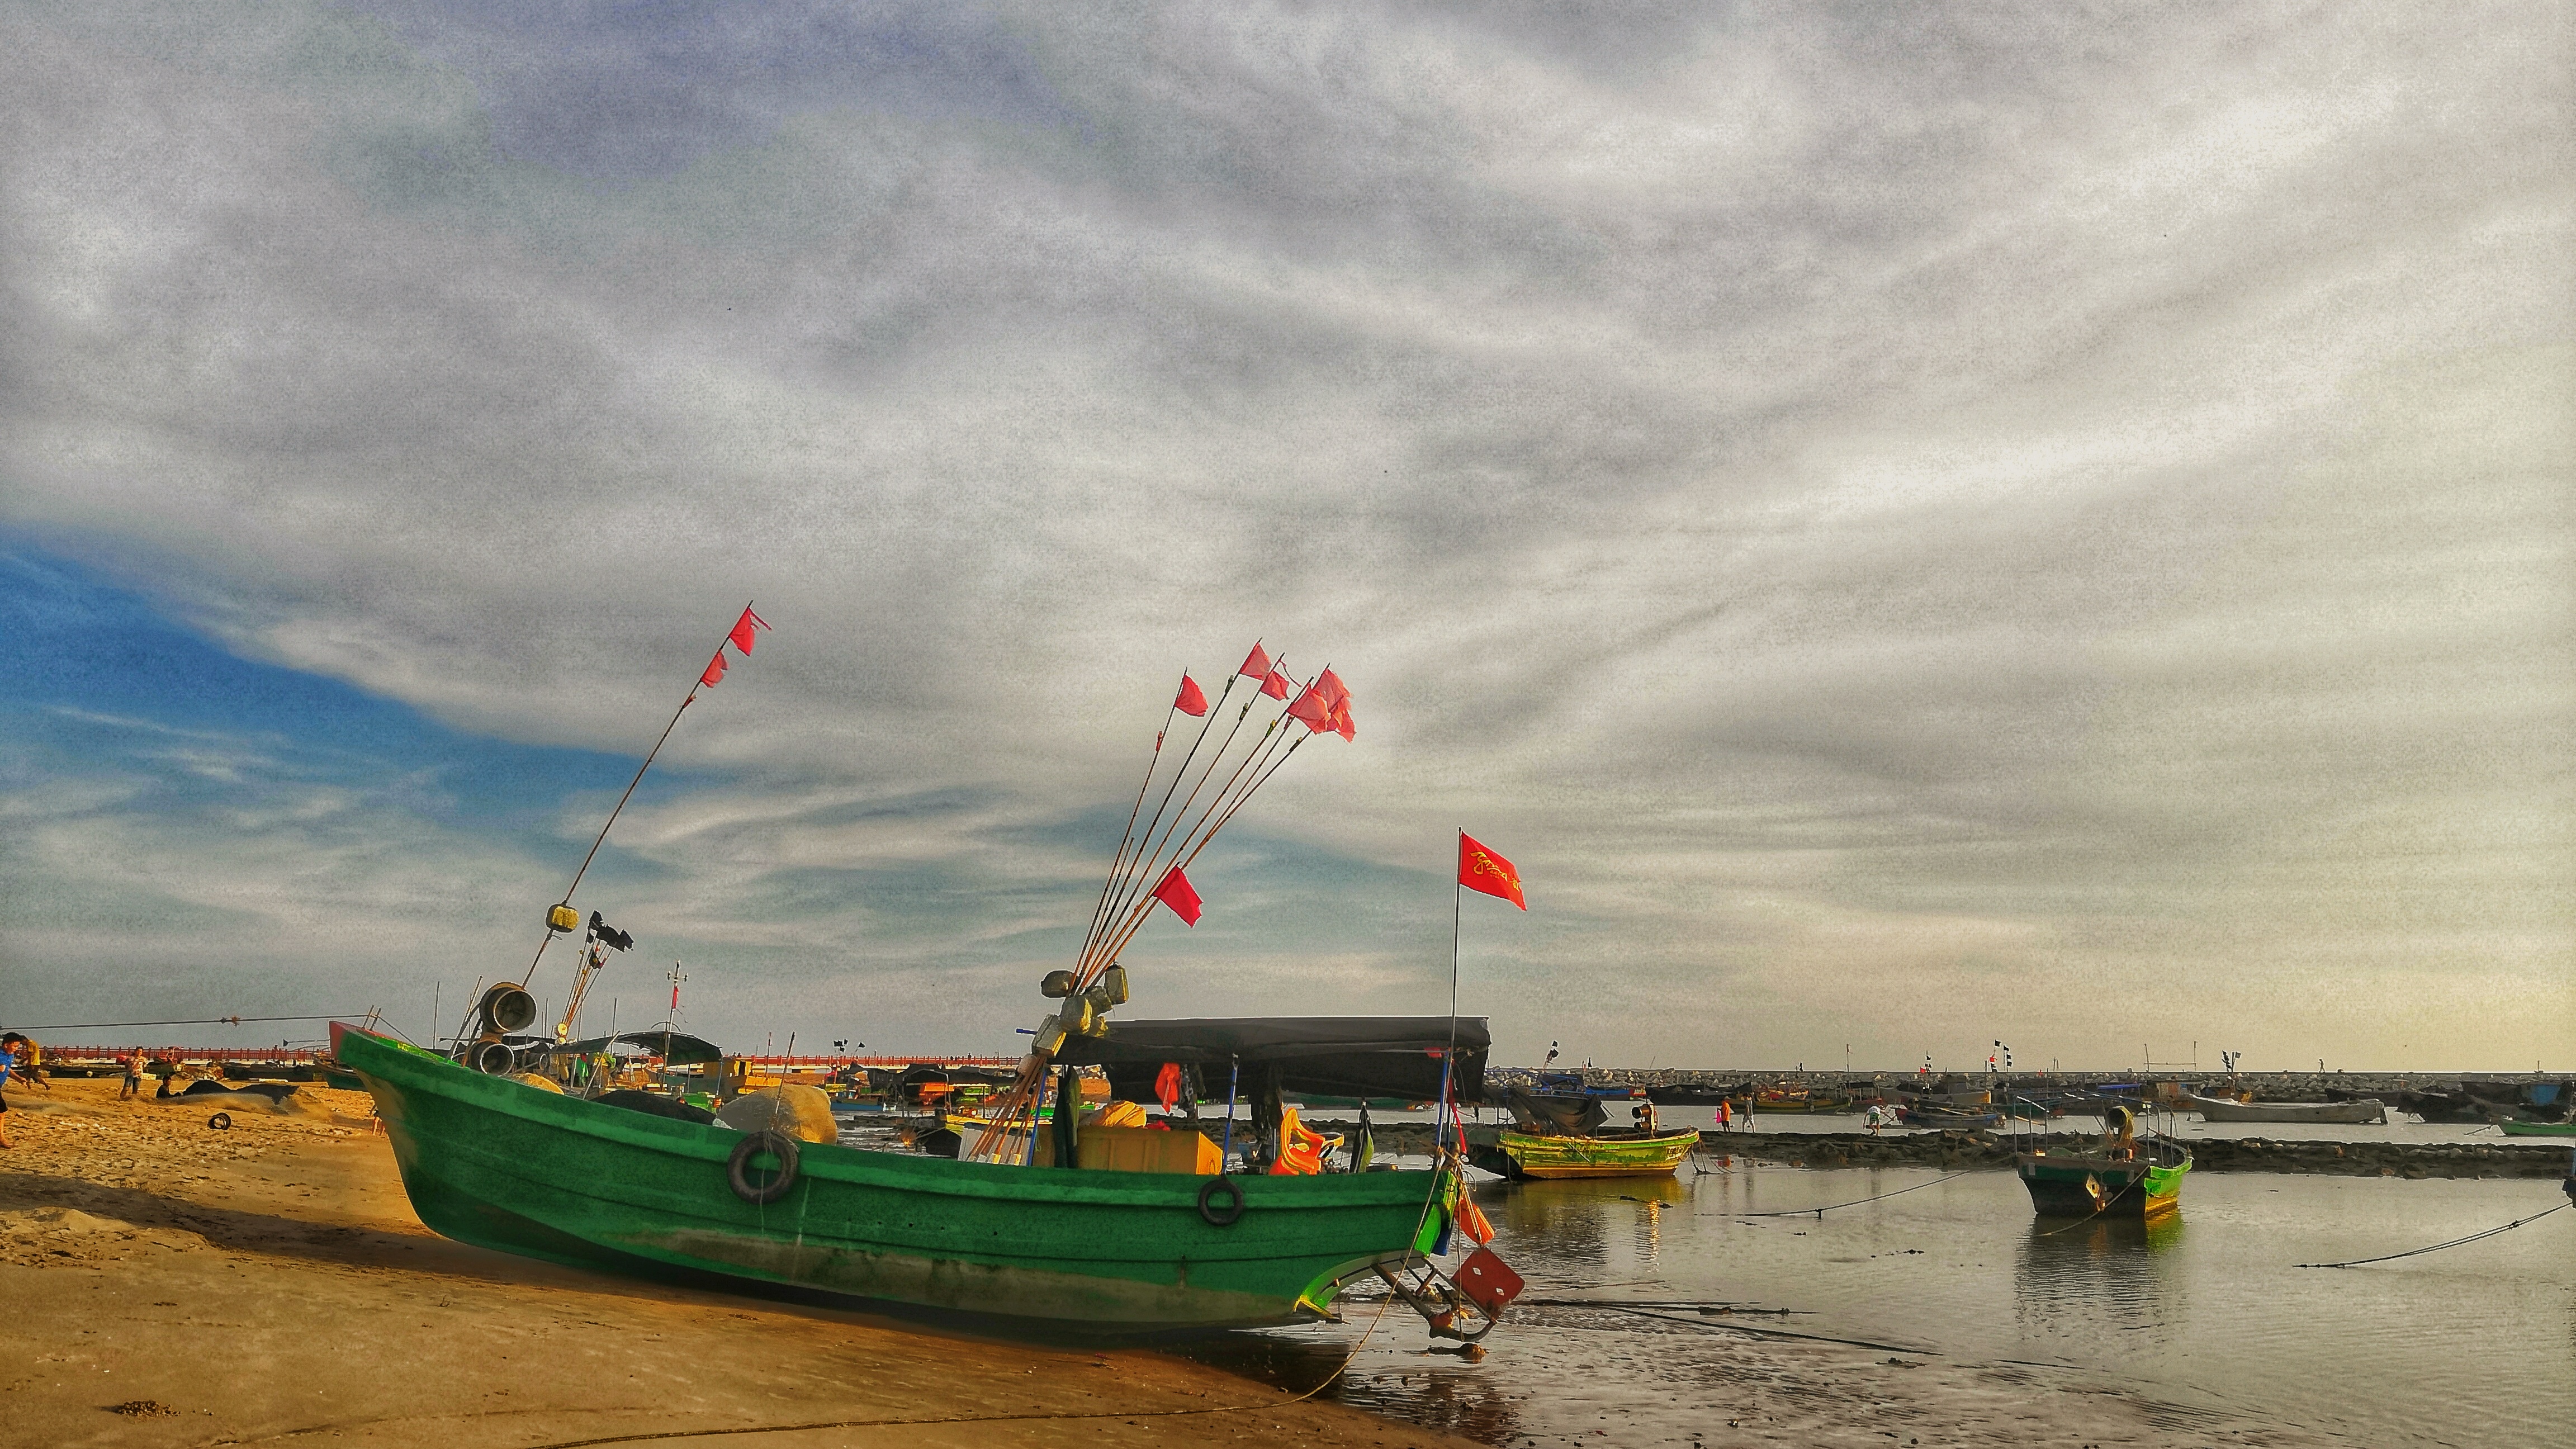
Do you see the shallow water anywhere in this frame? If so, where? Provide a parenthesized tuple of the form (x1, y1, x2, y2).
(1186, 1158, 2576, 1447)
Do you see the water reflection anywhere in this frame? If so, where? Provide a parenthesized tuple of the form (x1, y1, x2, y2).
(2013, 1212, 2185, 1340)
(1168, 1327, 1527, 1443)
(1172, 1172, 2569, 1448)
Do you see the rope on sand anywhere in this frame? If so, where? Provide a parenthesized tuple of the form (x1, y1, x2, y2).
(2297, 1199, 2567, 1268)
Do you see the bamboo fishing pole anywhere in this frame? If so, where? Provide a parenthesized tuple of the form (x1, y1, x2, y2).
(1080, 659, 1309, 968)
(1074, 684, 1322, 994)
(1077, 670, 1242, 964)
(1075, 688, 1183, 961)
(523, 604, 759, 995)
(967, 667, 1242, 1162)
(971, 665, 1339, 1161)
(1076, 670, 1281, 976)
(1089, 728, 1313, 972)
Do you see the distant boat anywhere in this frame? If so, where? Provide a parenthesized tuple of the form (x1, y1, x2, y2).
(1479, 1127, 1701, 1180)
(1642, 1082, 1740, 1105)
(2186, 1093, 2386, 1125)
(1752, 1088, 1854, 1114)
(2015, 1106, 2190, 1219)
(2496, 1119, 2576, 1137)
(1897, 1103, 2000, 1128)
(1475, 1087, 1699, 1178)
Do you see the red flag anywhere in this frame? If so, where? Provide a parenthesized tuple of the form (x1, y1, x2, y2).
(1152, 866, 1202, 925)
(1239, 642, 1270, 678)
(728, 606, 769, 655)
(1330, 698, 1355, 741)
(1287, 683, 1332, 732)
(1458, 832, 1526, 910)
(700, 651, 729, 688)
(1154, 1062, 1182, 1111)
(1175, 674, 1209, 716)
(1317, 668, 1349, 709)
(1261, 669, 1290, 700)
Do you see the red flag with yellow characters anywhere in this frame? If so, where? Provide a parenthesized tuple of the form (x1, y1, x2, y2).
(1457, 832, 1525, 910)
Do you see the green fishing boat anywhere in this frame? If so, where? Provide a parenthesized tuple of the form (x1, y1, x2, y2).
(2014, 1107, 2190, 1219)
(2496, 1119, 2576, 1137)
(1485, 1126, 1700, 1180)
(337, 1019, 1484, 1334)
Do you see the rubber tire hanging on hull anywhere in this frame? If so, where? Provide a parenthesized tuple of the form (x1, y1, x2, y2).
(727, 1130, 801, 1205)
(1196, 1175, 1246, 1227)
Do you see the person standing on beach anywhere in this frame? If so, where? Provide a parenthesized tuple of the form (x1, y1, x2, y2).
(2, 1035, 44, 1092)
(120, 1049, 148, 1101)
(0, 1044, 16, 1147)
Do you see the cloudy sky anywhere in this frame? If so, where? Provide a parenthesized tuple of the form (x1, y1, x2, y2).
(3, 1, 2568, 1071)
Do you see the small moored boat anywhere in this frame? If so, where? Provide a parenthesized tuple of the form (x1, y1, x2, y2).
(1472, 1087, 1698, 1180)
(2015, 1106, 2191, 1219)
(1483, 1126, 1699, 1180)
(2496, 1119, 2576, 1138)
(2186, 1093, 2386, 1125)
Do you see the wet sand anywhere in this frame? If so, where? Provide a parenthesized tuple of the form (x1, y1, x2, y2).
(0, 1077, 2342, 1447)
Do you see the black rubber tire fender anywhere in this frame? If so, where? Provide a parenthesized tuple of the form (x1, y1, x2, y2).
(207, 1112, 232, 1130)
(727, 1129, 801, 1205)
(1196, 1174, 1246, 1227)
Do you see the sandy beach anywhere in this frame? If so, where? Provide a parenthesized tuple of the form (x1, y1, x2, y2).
(0, 1076, 2342, 1448)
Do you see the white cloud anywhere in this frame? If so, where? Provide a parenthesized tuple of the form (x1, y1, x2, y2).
(2, 1, 2568, 1064)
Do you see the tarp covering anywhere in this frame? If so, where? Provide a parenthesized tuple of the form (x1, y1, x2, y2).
(1506, 1087, 1608, 1136)
(1054, 1016, 1489, 1106)
(551, 1030, 725, 1066)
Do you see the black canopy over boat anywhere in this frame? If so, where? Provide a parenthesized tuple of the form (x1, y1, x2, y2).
(1056, 1016, 1489, 1107)
(551, 1029, 726, 1066)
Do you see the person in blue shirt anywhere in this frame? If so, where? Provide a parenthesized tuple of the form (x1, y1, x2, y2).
(0, 1039, 16, 1148)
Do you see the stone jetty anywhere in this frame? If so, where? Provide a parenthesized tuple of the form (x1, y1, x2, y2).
(1312, 1121, 2572, 1180)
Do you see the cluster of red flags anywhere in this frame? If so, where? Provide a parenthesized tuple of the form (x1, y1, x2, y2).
(1150, 655, 1536, 930)
(1170, 642, 1348, 739)
(699, 606, 769, 688)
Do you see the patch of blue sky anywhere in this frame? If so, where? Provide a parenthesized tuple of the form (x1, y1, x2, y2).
(0, 541, 702, 855)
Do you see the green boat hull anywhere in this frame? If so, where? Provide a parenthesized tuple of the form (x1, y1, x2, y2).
(2015, 1145, 2190, 1219)
(2496, 1119, 2576, 1137)
(337, 1027, 1441, 1335)
(1481, 1128, 1699, 1180)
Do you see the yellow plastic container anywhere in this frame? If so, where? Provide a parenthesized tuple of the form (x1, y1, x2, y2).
(547, 903, 581, 932)
(1076, 1124, 1222, 1175)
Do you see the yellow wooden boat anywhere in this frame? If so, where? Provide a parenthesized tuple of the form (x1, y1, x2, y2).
(1490, 1127, 1699, 1180)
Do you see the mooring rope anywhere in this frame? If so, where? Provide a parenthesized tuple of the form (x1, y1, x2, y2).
(1701, 1169, 1976, 1218)
(2296, 1199, 2567, 1268)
